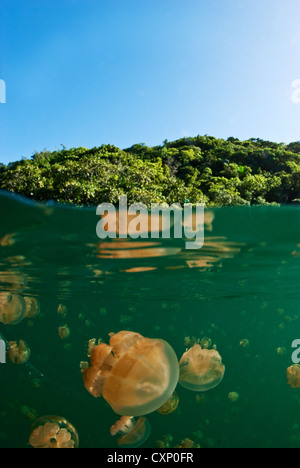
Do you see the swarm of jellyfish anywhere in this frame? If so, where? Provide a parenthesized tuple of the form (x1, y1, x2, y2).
(0, 292, 40, 325)
(0, 292, 26, 325)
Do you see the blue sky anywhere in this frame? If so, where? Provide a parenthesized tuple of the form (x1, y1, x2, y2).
(1, 0, 300, 164)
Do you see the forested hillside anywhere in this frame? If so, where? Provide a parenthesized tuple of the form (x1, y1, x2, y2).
(1, 135, 300, 206)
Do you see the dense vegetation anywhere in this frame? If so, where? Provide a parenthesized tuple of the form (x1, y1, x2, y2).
(1, 135, 300, 206)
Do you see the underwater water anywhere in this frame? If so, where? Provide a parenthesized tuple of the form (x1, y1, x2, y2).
(1, 190, 300, 448)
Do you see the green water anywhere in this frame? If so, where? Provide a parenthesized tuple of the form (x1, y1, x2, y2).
(1, 190, 300, 448)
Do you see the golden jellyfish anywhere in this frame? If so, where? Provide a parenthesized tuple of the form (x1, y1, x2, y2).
(287, 364, 300, 388)
(156, 433, 174, 448)
(57, 304, 68, 316)
(179, 345, 225, 392)
(228, 392, 239, 402)
(184, 336, 198, 348)
(29, 416, 79, 448)
(20, 405, 38, 422)
(7, 340, 31, 364)
(31, 378, 43, 390)
(276, 347, 287, 357)
(58, 324, 70, 340)
(157, 391, 179, 415)
(0, 292, 26, 325)
(24, 297, 40, 319)
(83, 330, 179, 416)
(239, 339, 249, 348)
(175, 438, 200, 448)
(195, 394, 208, 405)
(0, 233, 16, 246)
(110, 416, 150, 448)
(200, 337, 212, 349)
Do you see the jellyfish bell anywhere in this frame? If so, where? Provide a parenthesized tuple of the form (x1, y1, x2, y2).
(156, 434, 174, 448)
(29, 415, 79, 448)
(109, 330, 144, 356)
(175, 438, 200, 448)
(7, 340, 31, 365)
(239, 339, 249, 348)
(20, 405, 38, 422)
(110, 416, 150, 448)
(0, 233, 16, 246)
(57, 304, 68, 316)
(24, 297, 40, 319)
(179, 345, 225, 392)
(0, 292, 26, 325)
(228, 391, 239, 402)
(157, 391, 179, 415)
(58, 324, 70, 340)
(83, 330, 179, 416)
(287, 364, 300, 388)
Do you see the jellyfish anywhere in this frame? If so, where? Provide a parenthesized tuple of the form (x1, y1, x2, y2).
(195, 394, 208, 405)
(58, 324, 70, 340)
(175, 438, 200, 448)
(228, 392, 239, 402)
(7, 340, 31, 364)
(287, 364, 300, 388)
(20, 405, 38, 422)
(276, 347, 287, 356)
(156, 433, 174, 448)
(184, 336, 197, 348)
(110, 416, 150, 448)
(57, 304, 68, 316)
(239, 339, 249, 348)
(83, 330, 179, 416)
(29, 415, 79, 448)
(179, 345, 225, 392)
(31, 378, 43, 390)
(0, 233, 16, 246)
(200, 337, 212, 349)
(157, 391, 179, 415)
(0, 292, 26, 325)
(24, 297, 40, 319)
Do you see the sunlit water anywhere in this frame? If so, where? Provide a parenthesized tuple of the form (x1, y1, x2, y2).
(1, 190, 300, 448)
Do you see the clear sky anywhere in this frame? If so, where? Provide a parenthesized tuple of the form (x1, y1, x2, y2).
(1, 0, 300, 164)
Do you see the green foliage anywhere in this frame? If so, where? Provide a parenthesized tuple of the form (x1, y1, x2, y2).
(1, 135, 300, 206)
